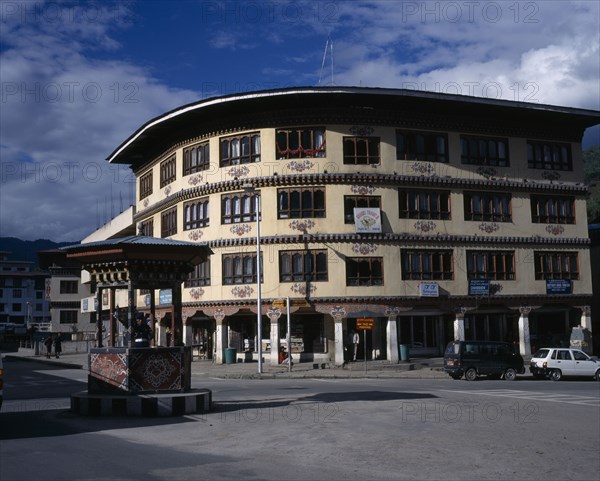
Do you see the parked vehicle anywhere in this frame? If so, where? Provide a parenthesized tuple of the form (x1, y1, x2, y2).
(444, 341, 525, 381)
(530, 348, 600, 381)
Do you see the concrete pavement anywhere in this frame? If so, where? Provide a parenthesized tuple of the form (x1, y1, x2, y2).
(3, 349, 450, 379)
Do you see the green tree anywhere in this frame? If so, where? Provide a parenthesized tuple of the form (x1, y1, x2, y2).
(584, 147, 600, 224)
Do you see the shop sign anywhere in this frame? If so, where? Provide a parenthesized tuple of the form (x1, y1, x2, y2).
(159, 289, 172, 305)
(546, 279, 571, 295)
(356, 318, 375, 330)
(468, 279, 490, 296)
(419, 282, 439, 297)
(272, 299, 310, 308)
(353, 207, 382, 233)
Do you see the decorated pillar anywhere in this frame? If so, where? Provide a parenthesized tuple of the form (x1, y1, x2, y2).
(214, 309, 227, 364)
(95, 285, 103, 348)
(518, 306, 532, 357)
(454, 306, 466, 341)
(580, 305, 592, 332)
(267, 308, 282, 366)
(331, 306, 347, 366)
(386, 307, 400, 364)
(127, 277, 135, 347)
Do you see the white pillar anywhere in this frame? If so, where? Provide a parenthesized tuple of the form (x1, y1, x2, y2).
(454, 308, 466, 341)
(387, 316, 399, 364)
(334, 318, 345, 366)
(182, 323, 193, 346)
(518, 306, 532, 357)
(214, 314, 227, 364)
(268, 309, 281, 366)
(580, 306, 592, 332)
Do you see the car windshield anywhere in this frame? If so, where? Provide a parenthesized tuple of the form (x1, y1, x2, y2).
(532, 349, 550, 358)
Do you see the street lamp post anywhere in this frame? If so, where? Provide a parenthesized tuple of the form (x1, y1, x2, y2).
(244, 185, 262, 374)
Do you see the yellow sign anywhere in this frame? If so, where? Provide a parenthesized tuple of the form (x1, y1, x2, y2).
(356, 318, 375, 330)
(272, 299, 310, 309)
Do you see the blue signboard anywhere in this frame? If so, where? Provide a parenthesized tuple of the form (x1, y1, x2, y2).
(159, 289, 172, 305)
(469, 279, 490, 296)
(546, 280, 571, 295)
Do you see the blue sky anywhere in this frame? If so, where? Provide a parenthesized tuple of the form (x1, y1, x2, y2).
(1, 0, 599, 242)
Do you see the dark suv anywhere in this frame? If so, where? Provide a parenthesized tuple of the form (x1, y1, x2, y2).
(444, 341, 525, 381)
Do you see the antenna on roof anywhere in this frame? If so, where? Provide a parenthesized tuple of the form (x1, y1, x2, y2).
(318, 35, 334, 86)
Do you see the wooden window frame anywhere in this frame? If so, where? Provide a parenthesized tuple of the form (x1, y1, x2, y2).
(399, 189, 451, 220)
(466, 251, 516, 281)
(530, 195, 575, 224)
(222, 252, 263, 285)
(277, 187, 326, 219)
(160, 155, 176, 188)
(220, 132, 261, 167)
(161, 206, 177, 238)
(346, 257, 384, 286)
(401, 250, 454, 280)
(184, 197, 210, 230)
(139, 170, 153, 200)
(185, 259, 211, 287)
(183, 141, 210, 176)
(527, 141, 572, 171)
(140, 218, 154, 237)
(276, 127, 325, 159)
(460, 135, 509, 166)
(279, 249, 328, 282)
(221, 192, 259, 224)
(344, 195, 381, 224)
(464, 191, 512, 222)
(534, 251, 579, 280)
(343, 136, 380, 165)
(396, 130, 449, 163)
(59, 281, 78, 294)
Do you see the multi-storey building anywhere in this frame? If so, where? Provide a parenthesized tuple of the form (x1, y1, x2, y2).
(0, 251, 49, 326)
(106, 87, 599, 364)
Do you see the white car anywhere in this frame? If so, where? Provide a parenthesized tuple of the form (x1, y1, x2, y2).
(530, 348, 600, 381)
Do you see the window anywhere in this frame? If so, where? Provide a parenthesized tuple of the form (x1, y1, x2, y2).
(139, 170, 153, 200)
(222, 253, 262, 285)
(464, 192, 512, 222)
(60, 281, 78, 294)
(279, 250, 328, 282)
(276, 127, 325, 159)
(460, 135, 509, 166)
(396, 130, 449, 163)
(161, 207, 177, 238)
(466, 251, 515, 280)
(12, 303, 22, 311)
(346, 257, 383, 286)
(534, 252, 579, 280)
(12, 289, 22, 298)
(278, 187, 325, 219)
(184, 198, 210, 230)
(59, 310, 78, 324)
(185, 259, 211, 287)
(527, 141, 572, 171)
(160, 155, 176, 188)
(343, 136, 380, 165)
(399, 190, 450, 220)
(220, 133, 261, 166)
(530, 195, 575, 224)
(140, 218, 154, 236)
(221, 192, 259, 224)
(401, 250, 453, 280)
(183, 141, 210, 175)
(344, 196, 381, 223)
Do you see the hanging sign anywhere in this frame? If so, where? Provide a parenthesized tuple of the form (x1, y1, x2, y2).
(356, 318, 375, 330)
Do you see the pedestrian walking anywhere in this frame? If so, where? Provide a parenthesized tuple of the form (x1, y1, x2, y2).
(43, 336, 52, 358)
(53, 335, 62, 358)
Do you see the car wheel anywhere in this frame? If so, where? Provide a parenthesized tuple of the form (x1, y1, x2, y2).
(465, 368, 477, 381)
(504, 368, 517, 381)
(550, 369, 562, 381)
(594, 369, 600, 381)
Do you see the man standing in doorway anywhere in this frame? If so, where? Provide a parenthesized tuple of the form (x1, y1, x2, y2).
(352, 330, 360, 361)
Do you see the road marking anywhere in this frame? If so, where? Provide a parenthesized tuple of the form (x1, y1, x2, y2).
(440, 389, 600, 407)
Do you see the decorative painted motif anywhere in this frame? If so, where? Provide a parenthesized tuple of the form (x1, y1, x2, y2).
(545, 224, 565, 235)
(129, 350, 185, 391)
(414, 220, 437, 233)
(291, 283, 316, 296)
(143, 198, 149, 209)
(350, 185, 375, 195)
(289, 219, 315, 233)
(351, 243, 378, 255)
(490, 283, 503, 295)
(227, 165, 250, 178)
(136, 353, 177, 389)
(189, 288, 204, 300)
(542, 171, 561, 181)
(164, 185, 172, 196)
(385, 306, 401, 317)
(230, 224, 252, 236)
(214, 309, 226, 322)
(476, 167, 497, 179)
(410, 162, 435, 176)
(187, 174, 203, 186)
(478, 222, 500, 233)
(287, 159, 315, 172)
(232, 285, 254, 298)
(331, 306, 346, 319)
(267, 308, 282, 320)
(349, 125, 375, 136)
(90, 352, 128, 390)
(187, 230, 204, 241)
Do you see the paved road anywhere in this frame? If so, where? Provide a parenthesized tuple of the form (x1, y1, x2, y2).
(1, 358, 599, 481)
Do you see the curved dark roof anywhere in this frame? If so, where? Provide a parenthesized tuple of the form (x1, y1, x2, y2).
(107, 86, 600, 169)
